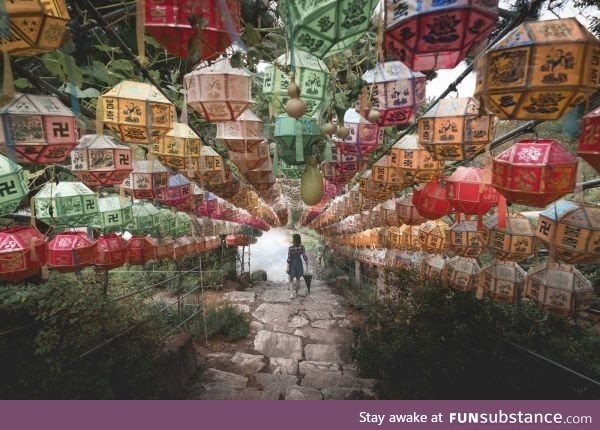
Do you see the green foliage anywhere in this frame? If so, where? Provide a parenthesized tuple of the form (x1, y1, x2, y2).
(192, 303, 250, 342)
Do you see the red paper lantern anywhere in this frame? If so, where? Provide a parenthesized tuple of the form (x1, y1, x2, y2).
(148, 237, 175, 261)
(333, 109, 383, 158)
(127, 236, 155, 266)
(446, 166, 498, 215)
(492, 139, 578, 208)
(174, 236, 196, 260)
(216, 110, 264, 153)
(578, 106, 600, 172)
(47, 232, 97, 273)
(94, 234, 128, 270)
(145, 0, 240, 60)
(0, 226, 48, 282)
(412, 177, 452, 220)
(158, 174, 192, 208)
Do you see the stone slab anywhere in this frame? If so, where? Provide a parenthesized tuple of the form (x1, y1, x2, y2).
(311, 319, 336, 329)
(261, 290, 292, 303)
(254, 330, 303, 359)
(224, 291, 256, 303)
(303, 310, 331, 321)
(294, 327, 352, 344)
(302, 371, 376, 390)
(285, 385, 323, 400)
(255, 373, 298, 397)
(249, 321, 265, 332)
(299, 361, 339, 375)
(304, 344, 349, 363)
(270, 357, 298, 375)
(231, 303, 250, 313)
(231, 352, 266, 374)
(253, 303, 295, 325)
(321, 387, 376, 400)
(288, 315, 309, 328)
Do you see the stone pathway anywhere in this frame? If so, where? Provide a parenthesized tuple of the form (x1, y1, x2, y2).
(188, 279, 376, 400)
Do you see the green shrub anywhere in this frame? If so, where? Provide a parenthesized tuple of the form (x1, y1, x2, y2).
(192, 303, 249, 342)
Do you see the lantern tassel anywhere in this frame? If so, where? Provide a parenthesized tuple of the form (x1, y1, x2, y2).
(497, 194, 507, 229)
(95, 97, 104, 135)
(136, 0, 146, 65)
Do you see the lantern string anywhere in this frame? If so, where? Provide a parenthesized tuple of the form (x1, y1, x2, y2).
(574, 157, 584, 204)
(136, 0, 146, 65)
(1, 49, 15, 100)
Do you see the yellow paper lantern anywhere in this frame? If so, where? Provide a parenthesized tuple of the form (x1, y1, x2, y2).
(216, 110, 264, 153)
(480, 259, 526, 303)
(390, 134, 444, 184)
(443, 256, 481, 292)
(151, 123, 202, 175)
(371, 155, 405, 192)
(483, 212, 537, 262)
(447, 219, 486, 258)
(197, 146, 225, 186)
(421, 254, 446, 280)
(418, 219, 449, 253)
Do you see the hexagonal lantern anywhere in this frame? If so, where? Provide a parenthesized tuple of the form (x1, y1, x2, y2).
(263, 50, 329, 116)
(145, 0, 240, 60)
(399, 224, 422, 251)
(274, 114, 321, 165)
(286, 0, 379, 59)
(474, 18, 600, 120)
(446, 166, 498, 216)
(333, 109, 383, 158)
(93, 195, 133, 234)
(0, 226, 47, 282)
(158, 174, 192, 209)
(0, 153, 29, 216)
(525, 262, 593, 316)
(397, 192, 428, 225)
(443, 256, 481, 292)
(421, 254, 446, 280)
(381, 198, 400, 227)
(151, 123, 202, 175)
(47, 232, 97, 273)
(173, 211, 193, 237)
(390, 134, 444, 184)
(127, 235, 155, 265)
(480, 259, 526, 303)
(71, 134, 133, 188)
(122, 160, 170, 200)
(371, 155, 405, 193)
(101, 81, 174, 145)
(412, 177, 452, 220)
(418, 219, 449, 253)
(94, 234, 128, 270)
(418, 97, 496, 161)
(491, 139, 578, 207)
(216, 110, 264, 153)
(358, 61, 427, 126)
(184, 58, 252, 122)
(127, 201, 161, 236)
(384, 0, 499, 71)
(197, 146, 226, 186)
(157, 208, 177, 237)
(228, 142, 270, 172)
(359, 170, 395, 203)
(4, 0, 70, 55)
(33, 182, 99, 228)
(536, 200, 600, 264)
(0, 93, 77, 164)
(578, 106, 600, 172)
(483, 205, 537, 261)
(447, 219, 486, 258)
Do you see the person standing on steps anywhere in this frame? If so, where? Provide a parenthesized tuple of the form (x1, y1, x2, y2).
(286, 233, 308, 299)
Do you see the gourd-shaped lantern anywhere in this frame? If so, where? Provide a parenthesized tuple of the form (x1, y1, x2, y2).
(443, 256, 481, 292)
(525, 262, 593, 316)
(0, 93, 77, 164)
(197, 146, 225, 186)
(333, 109, 383, 158)
(95, 234, 128, 270)
(93, 195, 133, 233)
(397, 192, 428, 225)
(285, 0, 379, 59)
(127, 201, 161, 235)
(33, 182, 98, 228)
(71, 134, 133, 188)
(151, 123, 202, 175)
(390, 134, 443, 184)
(145, 0, 240, 60)
(447, 219, 486, 258)
(173, 212, 193, 237)
(47, 232, 97, 273)
(184, 58, 252, 122)
(578, 106, 600, 172)
(421, 254, 446, 280)
(263, 50, 329, 116)
(159, 174, 192, 208)
(418, 97, 496, 161)
(0, 154, 29, 216)
(491, 139, 578, 207)
(274, 114, 320, 165)
(384, 0, 499, 71)
(446, 166, 498, 215)
(412, 177, 452, 220)
(475, 18, 600, 120)
(371, 155, 405, 192)
(4, 0, 70, 55)
(101, 81, 174, 144)
(157, 208, 177, 237)
(121, 160, 169, 200)
(359, 62, 427, 126)
(216, 110, 264, 153)
(418, 219, 449, 253)
(535, 200, 600, 264)
(127, 235, 155, 266)
(480, 259, 526, 303)
(0, 226, 47, 282)
(359, 170, 395, 202)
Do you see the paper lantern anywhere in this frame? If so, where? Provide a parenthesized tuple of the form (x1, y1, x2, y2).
(359, 61, 426, 126)
(157, 208, 177, 236)
(4, 0, 70, 55)
(0, 154, 29, 216)
(389, 134, 443, 184)
(491, 139, 578, 207)
(399, 224, 422, 251)
(145, 0, 240, 60)
(151, 123, 202, 175)
(480, 259, 526, 303)
(418, 219, 449, 253)
(93, 195, 133, 233)
(228, 142, 270, 172)
(483, 208, 537, 262)
(94, 234, 128, 270)
(443, 256, 481, 292)
(536, 200, 600, 264)
(0, 226, 47, 282)
(197, 146, 225, 186)
(412, 177, 452, 220)
(122, 160, 170, 200)
(127, 236, 155, 265)
(148, 236, 175, 261)
(371, 155, 405, 193)
(384, 0, 499, 71)
(127, 201, 161, 235)
(263, 50, 329, 116)
(578, 106, 600, 172)
(396, 192, 427, 225)
(174, 236, 196, 259)
(0, 93, 77, 164)
(381, 198, 401, 227)
(101, 81, 174, 145)
(47, 232, 97, 273)
(418, 97, 496, 161)
(274, 114, 321, 165)
(286, 0, 379, 59)
(359, 170, 395, 203)
(159, 174, 192, 208)
(421, 254, 446, 280)
(173, 212, 193, 237)
(184, 58, 252, 122)
(447, 219, 486, 258)
(33, 182, 99, 228)
(333, 109, 383, 158)
(475, 18, 600, 120)
(446, 166, 498, 215)
(525, 262, 593, 316)
(216, 110, 264, 153)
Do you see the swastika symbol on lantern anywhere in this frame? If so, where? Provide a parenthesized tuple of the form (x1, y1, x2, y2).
(0, 181, 18, 197)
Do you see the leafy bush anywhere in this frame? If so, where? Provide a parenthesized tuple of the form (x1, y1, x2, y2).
(192, 303, 249, 342)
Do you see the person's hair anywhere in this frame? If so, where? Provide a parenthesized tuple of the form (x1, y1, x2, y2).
(292, 234, 301, 245)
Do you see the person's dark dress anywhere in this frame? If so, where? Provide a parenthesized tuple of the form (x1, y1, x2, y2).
(288, 244, 307, 280)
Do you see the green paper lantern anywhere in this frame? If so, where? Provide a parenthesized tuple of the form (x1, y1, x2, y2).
(34, 182, 98, 227)
(0, 154, 29, 216)
(173, 211, 193, 237)
(274, 114, 320, 165)
(93, 195, 133, 233)
(279, 160, 304, 179)
(127, 201, 161, 235)
(157, 208, 177, 237)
